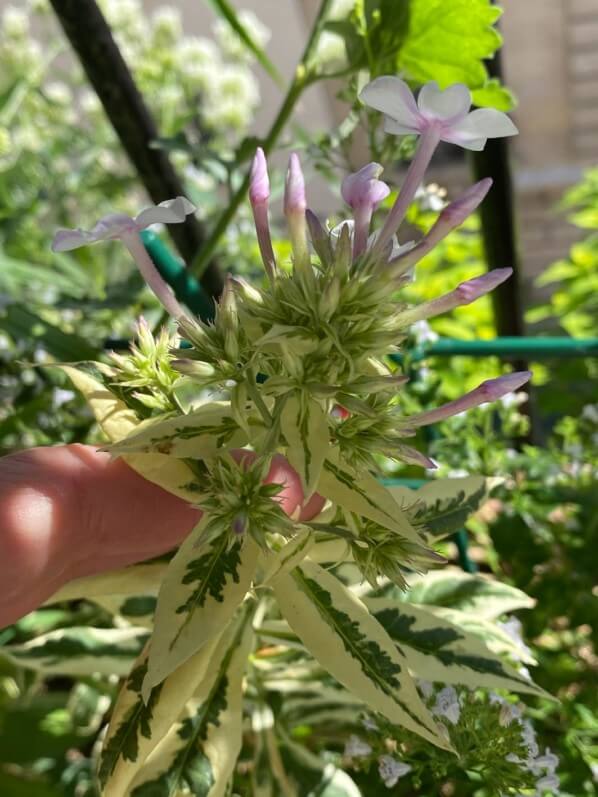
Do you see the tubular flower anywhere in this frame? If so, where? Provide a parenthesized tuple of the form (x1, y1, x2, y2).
(51, 197, 196, 320)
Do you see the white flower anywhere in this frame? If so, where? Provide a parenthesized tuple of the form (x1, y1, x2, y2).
(361, 716, 379, 731)
(343, 735, 372, 758)
(499, 702, 523, 727)
(378, 755, 411, 788)
(417, 679, 435, 699)
(535, 773, 560, 792)
(51, 197, 195, 252)
(498, 616, 533, 660)
(360, 76, 518, 151)
(52, 388, 75, 408)
(521, 720, 540, 759)
(432, 686, 461, 725)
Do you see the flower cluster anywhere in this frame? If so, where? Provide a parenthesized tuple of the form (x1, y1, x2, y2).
(52, 76, 528, 583)
(343, 684, 560, 795)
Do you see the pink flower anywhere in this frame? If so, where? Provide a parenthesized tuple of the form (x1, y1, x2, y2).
(360, 77, 518, 151)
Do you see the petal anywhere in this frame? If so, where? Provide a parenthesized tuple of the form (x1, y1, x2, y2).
(51, 228, 94, 252)
(383, 116, 421, 136)
(91, 212, 138, 240)
(446, 108, 518, 148)
(360, 76, 421, 129)
(341, 162, 390, 209)
(134, 196, 196, 229)
(417, 81, 471, 121)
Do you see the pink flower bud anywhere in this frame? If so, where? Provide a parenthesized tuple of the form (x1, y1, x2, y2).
(249, 147, 270, 206)
(284, 152, 307, 217)
(341, 163, 390, 210)
(397, 268, 513, 326)
(248, 147, 276, 280)
(401, 371, 532, 429)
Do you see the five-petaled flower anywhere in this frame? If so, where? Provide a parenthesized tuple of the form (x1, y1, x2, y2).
(360, 77, 518, 151)
(51, 197, 196, 320)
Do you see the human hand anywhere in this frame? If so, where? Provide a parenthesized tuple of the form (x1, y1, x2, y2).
(0, 444, 313, 628)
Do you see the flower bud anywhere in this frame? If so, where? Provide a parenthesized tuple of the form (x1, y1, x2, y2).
(401, 371, 532, 428)
(396, 268, 513, 327)
(249, 147, 277, 280)
(284, 153, 310, 274)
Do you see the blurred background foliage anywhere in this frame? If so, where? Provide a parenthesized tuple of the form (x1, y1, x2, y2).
(0, 0, 596, 795)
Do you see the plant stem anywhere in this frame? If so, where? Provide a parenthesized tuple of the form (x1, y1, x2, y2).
(189, 0, 335, 279)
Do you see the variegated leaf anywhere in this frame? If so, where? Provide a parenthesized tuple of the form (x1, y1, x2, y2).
(60, 365, 201, 502)
(277, 728, 362, 796)
(107, 401, 245, 459)
(44, 562, 166, 605)
(400, 569, 535, 619)
(127, 605, 254, 797)
(93, 595, 157, 629)
(386, 477, 493, 539)
(272, 560, 451, 751)
(99, 630, 225, 797)
(144, 521, 259, 697)
(281, 393, 330, 498)
(365, 597, 545, 697)
(422, 606, 537, 665)
(1, 627, 148, 677)
(318, 457, 424, 545)
(258, 528, 314, 584)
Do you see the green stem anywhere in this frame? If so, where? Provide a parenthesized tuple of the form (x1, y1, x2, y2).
(189, 0, 334, 279)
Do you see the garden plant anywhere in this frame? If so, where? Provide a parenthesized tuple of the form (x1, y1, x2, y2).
(0, 2, 596, 797)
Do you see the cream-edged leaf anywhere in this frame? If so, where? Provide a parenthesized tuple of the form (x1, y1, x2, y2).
(386, 476, 493, 539)
(272, 560, 451, 750)
(144, 522, 259, 697)
(107, 401, 245, 459)
(127, 606, 254, 797)
(423, 606, 537, 665)
(60, 365, 201, 502)
(318, 457, 423, 544)
(402, 568, 535, 618)
(365, 597, 546, 697)
(2, 627, 148, 677)
(281, 393, 330, 498)
(44, 562, 166, 605)
(99, 630, 225, 797)
(258, 528, 314, 584)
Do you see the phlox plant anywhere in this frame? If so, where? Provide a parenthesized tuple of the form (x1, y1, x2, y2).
(24, 77, 561, 796)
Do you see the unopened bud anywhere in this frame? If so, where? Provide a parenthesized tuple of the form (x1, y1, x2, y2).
(389, 178, 493, 275)
(396, 268, 512, 327)
(284, 153, 310, 274)
(170, 359, 216, 379)
(401, 371, 532, 428)
(249, 147, 277, 280)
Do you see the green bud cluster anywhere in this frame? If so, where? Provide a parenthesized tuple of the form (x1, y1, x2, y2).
(108, 321, 180, 412)
(196, 453, 294, 550)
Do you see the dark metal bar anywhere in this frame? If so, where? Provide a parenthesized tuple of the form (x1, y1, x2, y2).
(49, 0, 223, 304)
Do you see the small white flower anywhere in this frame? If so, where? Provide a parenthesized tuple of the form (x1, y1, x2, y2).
(432, 686, 461, 725)
(360, 76, 518, 151)
(51, 197, 195, 252)
(361, 716, 379, 732)
(535, 773, 560, 792)
(417, 679, 435, 699)
(378, 755, 411, 788)
(52, 388, 76, 408)
(498, 701, 523, 727)
(582, 403, 598, 424)
(521, 720, 540, 759)
(530, 748, 559, 775)
(498, 616, 533, 660)
(343, 735, 372, 758)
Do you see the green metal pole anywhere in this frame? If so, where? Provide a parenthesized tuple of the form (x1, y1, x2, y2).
(391, 337, 598, 363)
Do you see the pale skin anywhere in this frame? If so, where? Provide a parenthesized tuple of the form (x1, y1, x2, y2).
(0, 445, 311, 629)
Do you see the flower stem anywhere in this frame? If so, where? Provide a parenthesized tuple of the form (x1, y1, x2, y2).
(373, 127, 441, 257)
(122, 232, 187, 320)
